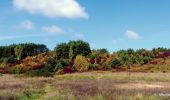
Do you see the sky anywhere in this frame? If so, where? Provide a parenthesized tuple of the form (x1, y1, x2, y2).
(0, 0, 170, 52)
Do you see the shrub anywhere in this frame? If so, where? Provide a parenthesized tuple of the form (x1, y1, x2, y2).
(0, 58, 8, 67)
(10, 65, 30, 74)
(43, 63, 54, 73)
(25, 58, 56, 77)
(149, 53, 155, 58)
(63, 67, 74, 73)
(7, 55, 17, 64)
(86, 54, 96, 64)
(2, 58, 8, 64)
(54, 63, 63, 71)
(102, 62, 111, 70)
(10, 67, 22, 74)
(111, 58, 122, 68)
(47, 58, 56, 65)
(73, 55, 89, 72)
(89, 64, 99, 70)
(56, 69, 64, 75)
(121, 54, 130, 64)
(25, 69, 52, 77)
(142, 56, 150, 64)
(130, 55, 138, 64)
(87, 54, 96, 59)
(25, 62, 53, 77)
(58, 59, 69, 66)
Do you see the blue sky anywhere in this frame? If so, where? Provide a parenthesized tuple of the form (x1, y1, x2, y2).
(0, 0, 170, 52)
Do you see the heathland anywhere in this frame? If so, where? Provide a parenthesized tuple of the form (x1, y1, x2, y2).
(0, 40, 170, 100)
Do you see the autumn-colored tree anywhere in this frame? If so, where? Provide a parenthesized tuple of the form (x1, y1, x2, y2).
(73, 55, 89, 72)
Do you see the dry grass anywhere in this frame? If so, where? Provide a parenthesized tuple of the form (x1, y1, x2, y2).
(0, 72, 170, 100)
(55, 71, 170, 82)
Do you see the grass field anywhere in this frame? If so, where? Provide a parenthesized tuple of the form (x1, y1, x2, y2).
(0, 71, 170, 100)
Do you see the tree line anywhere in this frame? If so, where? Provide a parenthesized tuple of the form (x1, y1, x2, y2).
(0, 40, 170, 76)
(0, 43, 48, 63)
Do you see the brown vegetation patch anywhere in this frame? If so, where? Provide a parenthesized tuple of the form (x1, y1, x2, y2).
(51, 79, 170, 99)
(0, 72, 170, 99)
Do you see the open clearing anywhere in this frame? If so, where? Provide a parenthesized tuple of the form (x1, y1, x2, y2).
(0, 72, 170, 100)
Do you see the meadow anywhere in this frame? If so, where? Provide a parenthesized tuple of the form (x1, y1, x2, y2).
(0, 71, 170, 100)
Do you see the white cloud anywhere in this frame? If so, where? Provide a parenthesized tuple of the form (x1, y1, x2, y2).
(13, 0, 88, 19)
(18, 20, 34, 30)
(42, 25, 64, 35)
(125, 30, 140, 40)
(74, 33, 84, 39)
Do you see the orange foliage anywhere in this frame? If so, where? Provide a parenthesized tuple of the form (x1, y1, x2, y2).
(14, 52, 53, 70)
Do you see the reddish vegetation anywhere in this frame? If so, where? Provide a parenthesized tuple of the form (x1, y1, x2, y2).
(63, 67, 75, 74)
(0, 68, 10, 74)
(156, 52, 170, 58)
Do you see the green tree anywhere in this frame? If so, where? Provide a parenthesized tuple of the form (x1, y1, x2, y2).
(127, 48, 135, 55)
(55, 43, 69, 59)
(97, 48, 109, 54)
(136, 48, 147, 56)
(55, 40, 91, 60)
(68, 40, 91, 58)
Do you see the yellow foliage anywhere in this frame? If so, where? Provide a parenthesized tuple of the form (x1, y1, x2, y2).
(74, 55, 89, 72)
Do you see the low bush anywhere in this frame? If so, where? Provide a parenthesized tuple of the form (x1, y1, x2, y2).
(7, 55, 17, 64)
(25, 58, 56, 77)
(89, 64, 99, 70)
(142, 56, 150, 64)
(56, 69, 64, 75)
(58, 59, 69, 66)
(73, 55, 89, 72)
(25, 69, 52, 77)
(47, 58, 56, 65)
(111, 58, 122, 68)
(54, 63, 63, 71)
(63, 67, 74, 73)
(10, 67, 22, 74)
(87, 54, 96, 59)
(25, 63, 54, 77)
(102, 62, 111, 70)
(43, 63, 54, 72)
(55, 64, 74, 75)
(0, 58, 8, 66)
